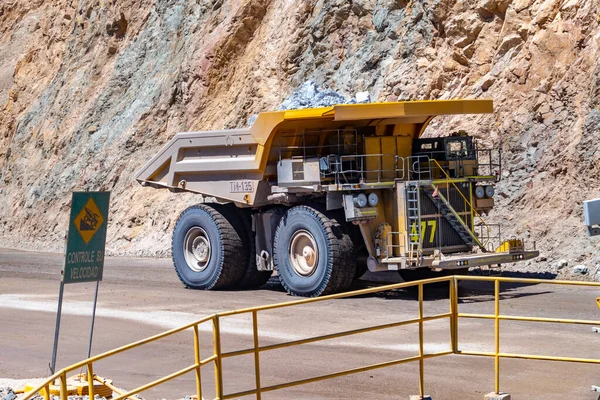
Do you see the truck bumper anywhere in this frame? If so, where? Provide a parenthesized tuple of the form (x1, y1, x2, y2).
(431, 250, 540, 270)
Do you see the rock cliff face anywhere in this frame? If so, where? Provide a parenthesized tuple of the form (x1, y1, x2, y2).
(0, 0, 599, 272)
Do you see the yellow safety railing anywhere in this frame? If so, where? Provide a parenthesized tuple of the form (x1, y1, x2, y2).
(454, 276, 600, 395)
(18, 276, 600, 400)
(429, 159, 491, 248)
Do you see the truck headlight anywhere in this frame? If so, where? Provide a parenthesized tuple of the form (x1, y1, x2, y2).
(485, 185, 495, 198)
(367, 193, 379, 207)
(353, 193, 368, 208)
(475, 186, 485, 199)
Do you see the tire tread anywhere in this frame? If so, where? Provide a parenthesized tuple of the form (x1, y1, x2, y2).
(172, 204, 246, 290)
(274, 205, 356, 297)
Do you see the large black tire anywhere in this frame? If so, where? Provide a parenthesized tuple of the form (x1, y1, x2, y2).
(273, 206, 355, 297)
(323, 209, 367, 280)
(172, 205, 247, 290)
(215, 206, 273, 289)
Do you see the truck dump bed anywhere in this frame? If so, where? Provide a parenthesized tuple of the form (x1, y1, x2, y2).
(136, 100, 493, 205)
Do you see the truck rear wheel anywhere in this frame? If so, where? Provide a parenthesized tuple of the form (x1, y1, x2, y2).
(273, 206, 355, 297)
(172, 205, 247, 290)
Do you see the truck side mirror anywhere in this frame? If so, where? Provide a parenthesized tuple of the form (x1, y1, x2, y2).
(584, 199, 600, 236)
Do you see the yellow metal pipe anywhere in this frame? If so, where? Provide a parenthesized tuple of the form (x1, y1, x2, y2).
(259, 352, 453, 393)
(87, 363, 94, 400)
(223, 351, 453, 397)
(457, 350, 600, 365)
(18, 372, 62, 400)
(431, 178, 470, 184)
(213, 316, 224, 400)
(199, 354, 218, 366)
(450, 277, 459, 353)
(455, 276, 600, 286)
(221, 313, 451, 359)
(49, 315, 216, 374)
(429, 159, 489, 247)
(59, 372, 67, 400)
(456, 350, 496, 357)
(457, 313, 496, 320)
(193, 325, 202, 400)
(94, 375, 137, 400)
(459, 313, 600, 326)
(494, 280, 500, 395)
(20, 275, 600, 400)
(222, 388, 259, 399)
(112, 364, 198, 400)
(469, 181, 474, 232)
(43, 384, 50, 400)
(252, 311, 262, 400)
(496, 353, 600, 364)
(418, 283, 425, 398)
(218, 276, 453, 317)
(220, 347, 255, 358)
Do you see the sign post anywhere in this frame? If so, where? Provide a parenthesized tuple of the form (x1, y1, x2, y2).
(50, 191, 110, 374)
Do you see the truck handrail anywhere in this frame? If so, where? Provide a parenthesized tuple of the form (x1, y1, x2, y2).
(430, 159, 491, 249)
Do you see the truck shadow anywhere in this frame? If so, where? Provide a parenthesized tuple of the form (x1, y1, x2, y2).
(345, 270, 558, 302)
(258, 271, 558, 303)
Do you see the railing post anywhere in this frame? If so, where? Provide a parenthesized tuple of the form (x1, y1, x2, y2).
(43, 384, 50, 400)
(469, 184, 474, 231)
(494, 279, 500, 394)
(213, 316, 224, 399)
(59, 371, 67, 400)
(87, 363, 95, 400)
(252, 311, 262, 400)
(450, 276, 459, 353)
(193, 324, 203, 400)
(418, 283, 425, 398)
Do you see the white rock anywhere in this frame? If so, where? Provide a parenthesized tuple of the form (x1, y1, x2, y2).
(355, 91, 371, 103)
(557, 259, 568, 268)
(572, 265, 588, 275)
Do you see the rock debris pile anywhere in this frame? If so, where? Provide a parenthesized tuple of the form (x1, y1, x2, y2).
(0, 387, 107, 400)
(248, 80, 370, 125)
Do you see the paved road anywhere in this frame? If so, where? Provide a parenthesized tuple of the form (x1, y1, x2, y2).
(1, 248, 599, 399)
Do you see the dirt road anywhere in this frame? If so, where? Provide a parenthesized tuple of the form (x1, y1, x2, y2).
(1, 248, 599, 399)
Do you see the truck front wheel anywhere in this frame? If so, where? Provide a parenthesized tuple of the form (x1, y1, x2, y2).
(172, 205, 247, 290)
(273, 206, 355, 297)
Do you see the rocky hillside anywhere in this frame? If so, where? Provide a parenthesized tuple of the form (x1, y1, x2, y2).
(1, 0, 599, 275)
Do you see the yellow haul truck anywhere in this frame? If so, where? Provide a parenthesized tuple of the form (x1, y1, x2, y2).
(136, 100, 538, 296)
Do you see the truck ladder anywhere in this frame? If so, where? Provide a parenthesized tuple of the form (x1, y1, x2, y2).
(422, 184, 486, 251)
(406, 184, 422, 266)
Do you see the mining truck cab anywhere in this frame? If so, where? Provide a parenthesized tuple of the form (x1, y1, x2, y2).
(136, 99, 539, 296)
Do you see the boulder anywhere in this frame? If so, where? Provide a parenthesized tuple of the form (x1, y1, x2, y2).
(572, 265, 588, 275)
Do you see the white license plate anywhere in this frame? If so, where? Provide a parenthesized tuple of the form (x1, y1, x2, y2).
(230, 181, 253, 193)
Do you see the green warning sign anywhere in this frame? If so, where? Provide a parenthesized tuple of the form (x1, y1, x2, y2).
(63, 192, 110, 284)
